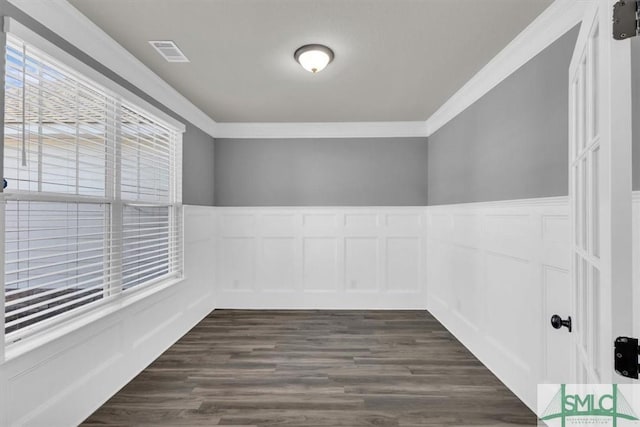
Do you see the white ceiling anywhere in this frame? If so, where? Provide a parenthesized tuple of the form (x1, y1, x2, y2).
(68, 0, 553, 123)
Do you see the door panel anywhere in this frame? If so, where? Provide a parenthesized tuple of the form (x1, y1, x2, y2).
(568, 0, 633, 384)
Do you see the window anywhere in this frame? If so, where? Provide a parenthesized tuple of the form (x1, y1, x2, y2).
(3, 35, 183, 340)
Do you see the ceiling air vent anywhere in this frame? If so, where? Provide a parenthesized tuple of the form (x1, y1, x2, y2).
(148, 40, 189, 63)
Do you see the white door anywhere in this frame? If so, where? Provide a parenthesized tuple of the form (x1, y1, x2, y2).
(568, 0, 633, 384)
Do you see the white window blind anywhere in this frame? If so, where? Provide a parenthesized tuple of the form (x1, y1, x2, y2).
(120, 103, 182, 291)
(3, 35, 183, 340)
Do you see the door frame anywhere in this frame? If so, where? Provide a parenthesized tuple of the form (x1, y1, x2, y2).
(568, 0, 633, 384)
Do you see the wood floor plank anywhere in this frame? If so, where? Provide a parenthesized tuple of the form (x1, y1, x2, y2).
(82, 310, 536, 426)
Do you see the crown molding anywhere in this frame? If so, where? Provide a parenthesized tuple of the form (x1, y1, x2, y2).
(425, 0, 586, 137)
(214, 121, 429, 139)
(8, 0, 218, 138)
(7, 0, 426, 140)
(215, 0, 585, 139)
(7, 0, 585, 141)
(3, 17, 186, 133)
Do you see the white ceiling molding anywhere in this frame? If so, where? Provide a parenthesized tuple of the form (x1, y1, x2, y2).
(3, 17, 186, 133)
(8, 0, 583, 141)
(207, 0, 585, 140)
(8, 0, 217, 137)
(4, 0, 428, 140)
(424, 0, 586, 137)
(214, 122, 429, 139)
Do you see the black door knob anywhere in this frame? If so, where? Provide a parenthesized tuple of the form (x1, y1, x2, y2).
(550, 314, 572, 332)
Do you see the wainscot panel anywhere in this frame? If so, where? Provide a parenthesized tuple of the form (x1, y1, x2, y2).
(215, 207, 427, 309)
(426, 196, 570, 412)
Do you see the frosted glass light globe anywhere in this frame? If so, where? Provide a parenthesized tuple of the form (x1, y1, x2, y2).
(294, 45, 334, 74)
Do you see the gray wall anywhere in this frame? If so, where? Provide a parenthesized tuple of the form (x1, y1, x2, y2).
(8, 6, 637, 207)
(182, 128, 214, 206)
(427, 27, 579, 205)
(0, 1, 215, 206)
(215, 138, 428, 206)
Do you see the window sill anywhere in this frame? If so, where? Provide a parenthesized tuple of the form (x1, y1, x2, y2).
(3, 276, 185, 362)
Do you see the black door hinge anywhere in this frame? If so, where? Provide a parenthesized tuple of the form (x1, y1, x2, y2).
(615, 336, 639, 379)
(613, 0, 639, 40)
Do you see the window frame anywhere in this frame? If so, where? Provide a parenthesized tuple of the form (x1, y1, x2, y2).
(1, 18, 185, 357)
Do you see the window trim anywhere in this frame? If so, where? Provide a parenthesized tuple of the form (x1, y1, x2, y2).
(4, 275, 185, 361)
(1, 17, 186, 358)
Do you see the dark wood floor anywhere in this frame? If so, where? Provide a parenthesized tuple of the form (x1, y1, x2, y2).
(82, 310, 536, 426)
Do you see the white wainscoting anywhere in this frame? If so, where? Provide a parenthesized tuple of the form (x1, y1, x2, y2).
(425, 196, 570, 412)
(7, 197, 638, 424)
(215, 207, 427, 309)
(1, 205, 217, 427)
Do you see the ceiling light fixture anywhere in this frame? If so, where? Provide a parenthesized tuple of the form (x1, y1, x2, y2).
(294, 44, 334, 74)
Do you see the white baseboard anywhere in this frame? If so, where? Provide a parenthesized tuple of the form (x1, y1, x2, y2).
(216, 292, 426, 310)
